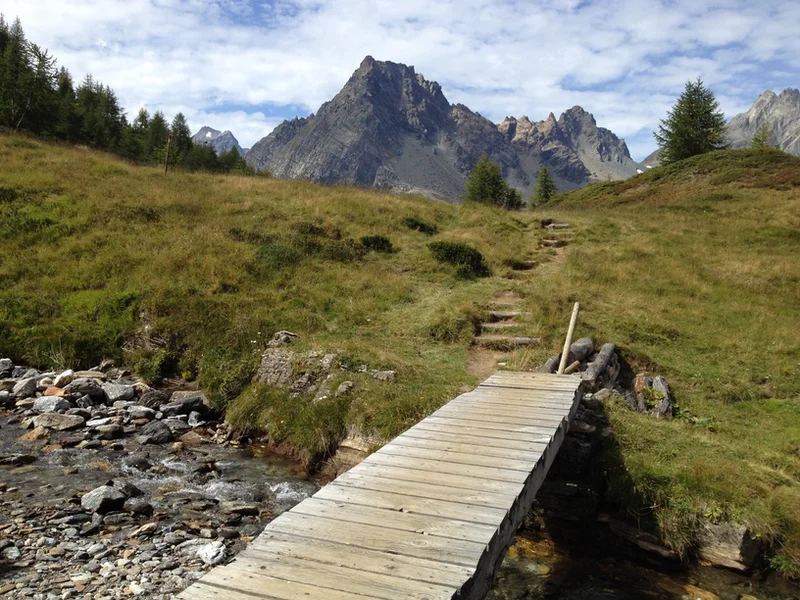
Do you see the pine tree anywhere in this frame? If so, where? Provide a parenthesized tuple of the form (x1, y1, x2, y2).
(147, 110, 170, 162)
(170, 112, 193, 161)
(0, 18, 30, 129)
(502, 187, 524, 210)
(465, 155, 507, 206)
(0, 15, 9, 57)
(654, 78, 727, 164)
(532, 166, 558, 206)
(751, 124, 773, 149)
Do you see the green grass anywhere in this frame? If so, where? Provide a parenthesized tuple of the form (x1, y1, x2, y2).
(1, 133, 799, 576)
(538, 148, 800, 575)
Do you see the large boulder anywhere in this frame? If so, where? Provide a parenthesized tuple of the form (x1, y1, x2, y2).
(102, 382, 135, 403)
(64, 378, 104, 399)
(33, 413, 85, 431)
(160, 392, 207, 417)
(138, 389, 169, 409)
(33, 396, 71, 414)
(697, 521, 762, 572)
(137, 420, 173, 445)
(80, 485, 127, 514)
(0, 358, 13, 377)
(53, 369, 74, 388)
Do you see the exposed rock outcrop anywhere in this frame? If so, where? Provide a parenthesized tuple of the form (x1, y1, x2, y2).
(246, 57, 639, 200)
(727, 88, 800, 154)
(192, 126, 247, 157)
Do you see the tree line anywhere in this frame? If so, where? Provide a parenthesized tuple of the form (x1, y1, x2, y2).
(0, 16, 254, 174)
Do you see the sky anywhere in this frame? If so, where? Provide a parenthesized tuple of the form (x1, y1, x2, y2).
(4, 0, 799, 160)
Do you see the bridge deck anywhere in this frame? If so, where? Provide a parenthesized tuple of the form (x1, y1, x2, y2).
(178, 371, 583, 600)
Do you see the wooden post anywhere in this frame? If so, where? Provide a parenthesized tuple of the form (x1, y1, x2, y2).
(557, 302, 580, 375)
(163, 134, 172, 176)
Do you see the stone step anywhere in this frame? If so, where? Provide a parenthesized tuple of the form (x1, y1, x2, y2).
(488, 311, 522, 321)
(474, 336, 541, 348)
(546, 223, 571, 229)
(540, 239, 568, 248)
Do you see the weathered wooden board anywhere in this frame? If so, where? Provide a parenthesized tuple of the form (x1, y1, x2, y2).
(179, 372, 582, 600)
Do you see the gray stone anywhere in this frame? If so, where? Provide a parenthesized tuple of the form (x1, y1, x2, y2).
(253, 348, 295, 387)
(86, 417, 112, 427)
(335, 381, 355, 397)
(219, 502, 260, 515)
(137, 420, 173, 445)
(187, 411, 205, 428)
(32, 413, 85, 431)
(160, 392, 206, 416)
(373, 370, 397, 382)
(124, 498, 153, 515)
(196, 541, 226, 566)
(1, 545, 21, 561)
(80, 485, 127, 514)
(64, 378, 103, 398)
(569, 337, 594, 363)
(95, 424, 124, 439)
(12, 377, 37, 399)
(102, 382, 135, 403)
(53, 369, 74, 388)
(128, 405, 156, 420)
(0, 358, 13, 377)
(697, 521, 762, 572)
(33, 396, 71, 414)
(138, 389, 169, 409)
(268, 330, 299, 347)
(164, 417, 192, 433)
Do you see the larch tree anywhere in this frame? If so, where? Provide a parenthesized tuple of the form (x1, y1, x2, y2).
(532, 166, 558, 206)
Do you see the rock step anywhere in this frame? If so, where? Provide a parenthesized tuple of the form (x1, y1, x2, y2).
(541, 239, 568, 248)
(473, 336, 541, 348)
(546, 223, 571, 229)
(488, 311, 522, 321)
(481, 322, 519, 332)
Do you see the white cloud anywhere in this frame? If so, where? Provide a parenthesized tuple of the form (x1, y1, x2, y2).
(2, 0, 799, 158)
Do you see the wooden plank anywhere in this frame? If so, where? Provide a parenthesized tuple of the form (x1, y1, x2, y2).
(364, 452, 530, 484)
(351, 461, 524, 495)
(179, 578, 380, 600)
(290, 497, 498, 544)
(444, 398, 573, 416)
(432, 405, 567, 426)
(408, 421, 553, 444)
(399, 427, 550, 453)
(264, 511, 486, 566)
(421, 416, 557, 437)
(313, 483, 508, 526)
(378, 441, 540, 472)
(223, 552, 459, 600)
(465, 389, 577, 400)
(384, 434, 546, 462)
(459, 392, 576, 405)
(249, 530, 475, 588)
(333, 470, 514, 510)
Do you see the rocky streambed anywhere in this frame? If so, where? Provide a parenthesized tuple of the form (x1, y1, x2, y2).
(0, 360, 318, 599)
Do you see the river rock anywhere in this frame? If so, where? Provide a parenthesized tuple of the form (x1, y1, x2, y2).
(102, 382, 135, 403)
(95, 424, 124, 439)
(124, 498, 153, 515)
(81, 485, 127, 514)
(161, 392, 206, 416)
(73, 370, 106, 380)
(18, 426, 49, 442)
(138, 389, 169, 409)
(128, 405, 156, 420)
(179, 431, 207, 446)
(0, 358, 13, 377)
(197, 541, 226, 566)
(64, 378, 103, 398)
(1, 545, 21, 561)
(33, 396, 71, 414)
(0, 453, 37, 466)
(43, 386, 69, 397)
(137, 420, 173, 445)
(219, 502, 260, 515)
(697, 521, 761, 571)
(53, 369, 74, 387)
(12, 377, 37, 399)
(33, 413, 85, 431)
(187, 411, 205, 428)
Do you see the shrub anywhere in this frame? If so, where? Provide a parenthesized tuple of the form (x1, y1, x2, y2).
(360, 235, 395, 253)
(428, 305, 482, 342)
(402, 216, 438, 235)
(428, 241, 491, 278)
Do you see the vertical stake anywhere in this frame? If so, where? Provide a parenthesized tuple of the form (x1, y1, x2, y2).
(164, 134, 172, 176)
(558, 302, 580, 375)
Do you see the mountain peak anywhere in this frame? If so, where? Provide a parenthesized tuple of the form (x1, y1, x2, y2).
(727, 88, 800, 154)
(192, 126, 246, 156)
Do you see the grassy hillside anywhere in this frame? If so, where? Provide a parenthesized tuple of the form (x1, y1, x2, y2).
(1, 134, 798, 575)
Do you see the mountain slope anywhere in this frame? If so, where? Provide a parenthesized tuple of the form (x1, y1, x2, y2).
(192, 126, 247, 156)
(728, 88, 800, 153)
(246, 57, 638, 200)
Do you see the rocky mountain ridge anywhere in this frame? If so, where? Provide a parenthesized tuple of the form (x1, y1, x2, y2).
(246, 57, 639, 200)
(727, 88, 800, 154)
(192, 126, 247, 157)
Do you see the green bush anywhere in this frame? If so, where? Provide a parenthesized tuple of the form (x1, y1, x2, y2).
(428, 305, 482, 342)
(360, 235, 396, 253)
(428, 241, 491, 279)
(402, 216, 438, 235)
(197, 348, 260, 410)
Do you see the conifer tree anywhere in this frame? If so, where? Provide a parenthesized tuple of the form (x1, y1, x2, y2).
(147, 110, 170, 161)
(654, 78, 727, 164)
(170, 112, 193, 160)
(465, 155, 508, 206)
(532, 166, 558, 206)
(751, 123, 773, 149)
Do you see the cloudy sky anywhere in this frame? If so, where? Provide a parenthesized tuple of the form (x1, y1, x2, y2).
(4, 0, 799, 159)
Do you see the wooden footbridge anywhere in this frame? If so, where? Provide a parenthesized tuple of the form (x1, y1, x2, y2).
(179, 370, 583, 600)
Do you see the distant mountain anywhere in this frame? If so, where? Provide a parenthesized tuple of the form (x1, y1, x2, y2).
(192, 126, 247, 157)
(640, 149, 661, 169)
(727, 89, 800, 154)
(246, 57, 639, 200)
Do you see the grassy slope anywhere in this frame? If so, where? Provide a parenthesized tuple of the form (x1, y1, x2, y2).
(1, 135, 798, 574)
(540, 148, 800, 575)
